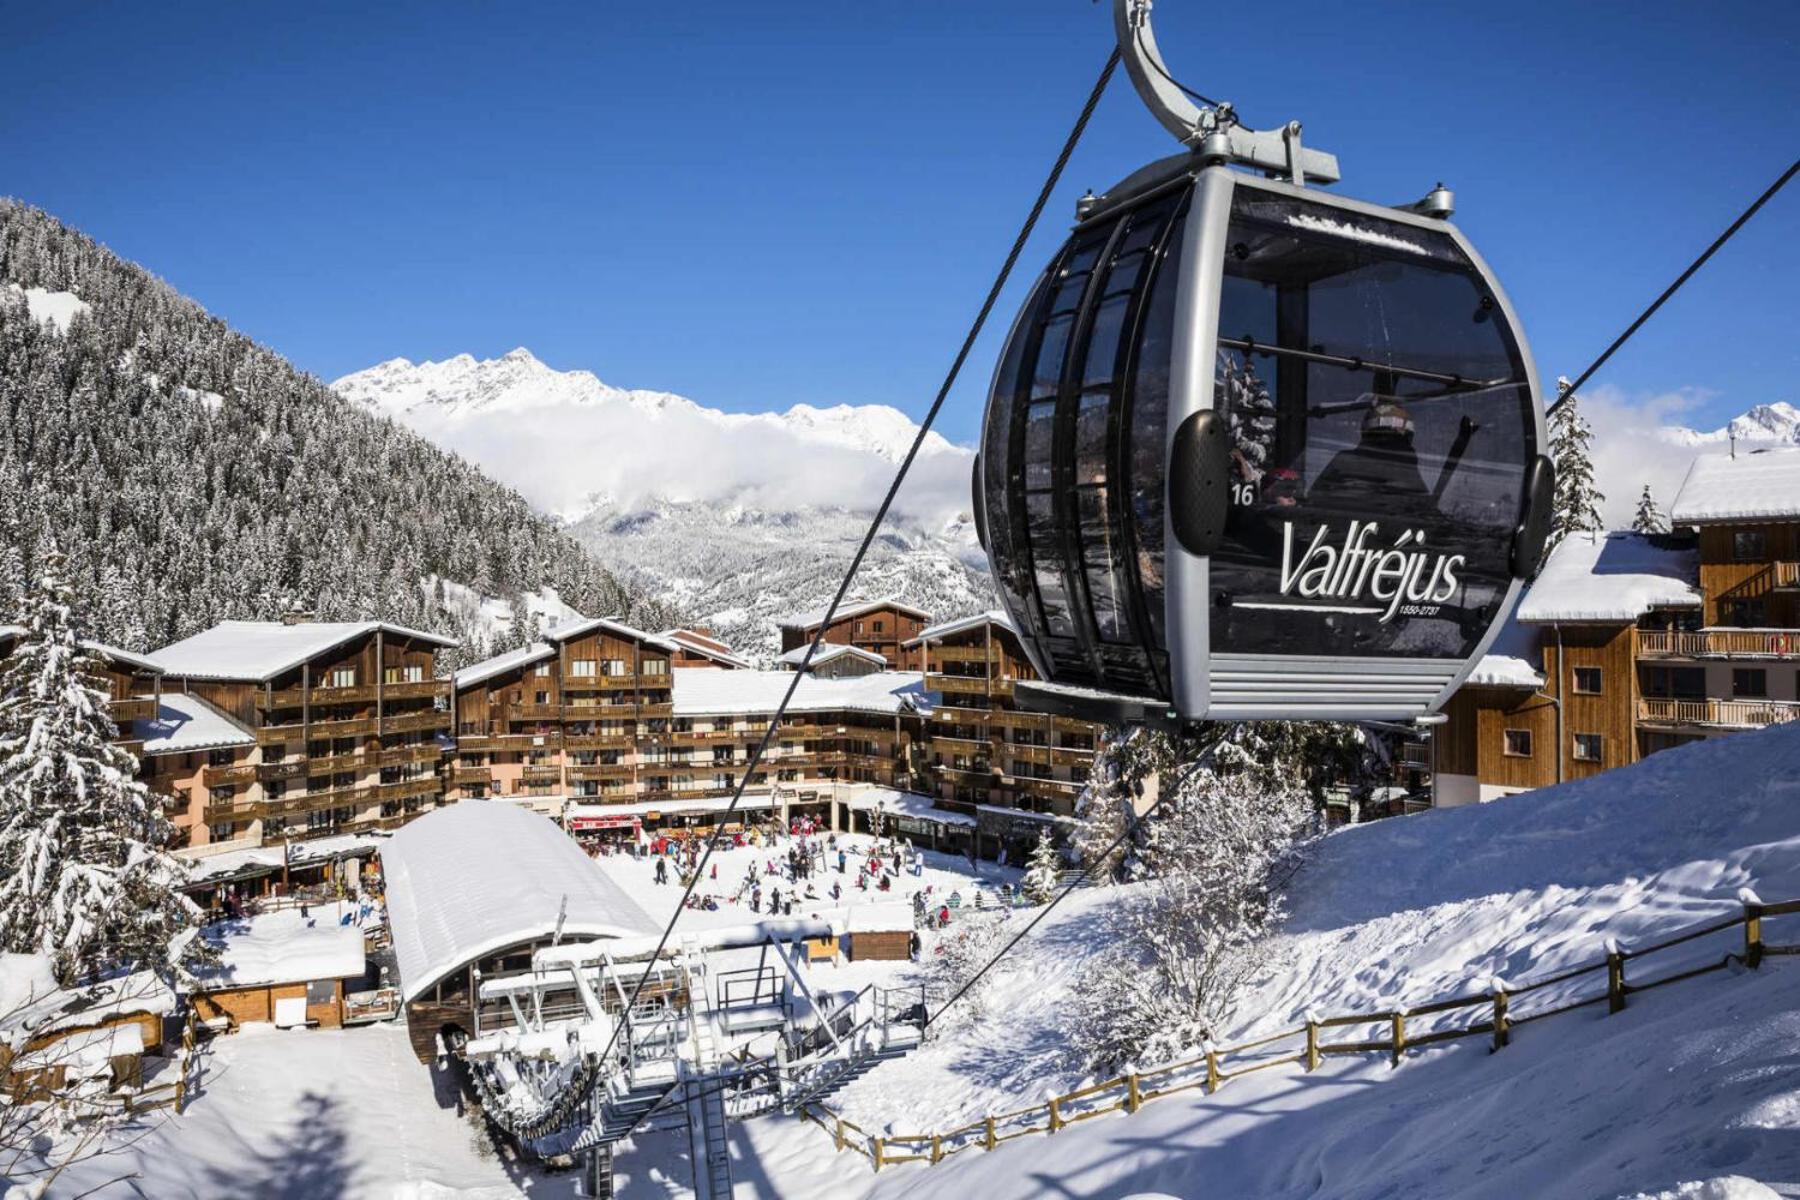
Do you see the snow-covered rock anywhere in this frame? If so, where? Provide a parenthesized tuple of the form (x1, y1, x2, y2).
(1658, 401, 1800, 448)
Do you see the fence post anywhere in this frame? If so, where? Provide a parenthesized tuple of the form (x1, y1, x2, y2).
(1047, 1096, 1062, 1133)
(1204, 1041, 1220, 1093)
(1742, 889, 1765, 969)
(931, 1133, 942, 1164)
(1491, 979, 1510, 1052)
(871, 1137, 884, 1172)
(833, 1115, 845, 1152)
(1390, 1011, 1406, 1068)
(1304, 1015, 1321, 1072)
(1125, 1072, 1142, 1114)
(1606, 938, 1627, 1014)
(984, 1116, 996, 1151)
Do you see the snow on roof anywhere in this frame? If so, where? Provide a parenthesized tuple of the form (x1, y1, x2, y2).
(777, 643, 888, 669)
(131, 692, 255, 756)
(672, 667, 929, 717)
(775, 597, 930, 631)
(177, 832, 387, 882)
(662, 629, 753, 669)
(1670, 446, 1800, 523)
(841, 785, 976, 827)
(813, 902, 915, 934)
(1463, 616, 1545, 689)
(907, 610, 1016, 646)
(191, 910, 365, 990)
(0, 625, 162, 676)
(380, 802, 658, 1003)
(152, 620, 455, 682)
(0, 967, 176, 1043)
(545, 614, 680, 653)
(1513, 532, 1700, 624)
(454, 641, 556, 690)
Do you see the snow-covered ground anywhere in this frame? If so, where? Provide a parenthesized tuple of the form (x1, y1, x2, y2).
(736, 721, 1800, 1199)
(49, 1023, 580, 1200)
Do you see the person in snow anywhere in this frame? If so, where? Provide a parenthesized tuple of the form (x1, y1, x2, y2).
(837, 849, 847, 874)
(654, 857, 668, 885)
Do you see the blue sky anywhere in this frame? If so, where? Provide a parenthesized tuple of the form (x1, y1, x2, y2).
(3, 2, 1795, 444)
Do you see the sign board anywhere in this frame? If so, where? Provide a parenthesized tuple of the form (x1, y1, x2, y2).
(570, 813, 642, 832)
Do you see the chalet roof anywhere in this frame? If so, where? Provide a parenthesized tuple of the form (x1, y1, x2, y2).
(454, 641, 556, 690)
(380, 802, 657, 1004)
(1670, 447, 1800, 523)
(661, 628, 753, 669)
(131, 692, 256, 756)
(906, 610, 1016, 646)
(671, 667, 929, 717)
(0, 625, 163, 676)
(1514, 532, 1700, 624)
(776, 643, 888, 670)
(190, 910, 366, 990)
(775, 597, 931, 632)
(544, 614, 680, 653)
(1463, 615, 1545, 689)
(0, 966, 177, 1043)
(151, 620, 455, 682)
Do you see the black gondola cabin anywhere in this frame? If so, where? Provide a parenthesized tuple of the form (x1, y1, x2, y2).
(976, 162, 1551, 724)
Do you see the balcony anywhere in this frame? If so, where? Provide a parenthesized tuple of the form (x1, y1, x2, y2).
(567, 764, 633, 782)
(564, 734, 634, 751)
(509, 702, 564, 721)
(382, 710, 450, 736)
(305, 751, 369, 777)
(203, 762, 259, 788)
(1775, 562, 1800, 590)
(1400, 740, 1433, 769)
(382, 679, 452, 702)
(205, 795, 264, 821)
(519, 765, 562, 785)
(256, 760, 306, 783)
(1638, 697, 1800, 730)
(451, 767, 492, 787)
(932, 674, 994, 696)
(376, 776, 441, 803)
(930, 645, 998, 665)
(456, 732, 557, 752)
(255, 715, 379, 744)
(109, 697, 159, 723)
(378, 744, 444, 768)
(1639, 629, 1800, 660)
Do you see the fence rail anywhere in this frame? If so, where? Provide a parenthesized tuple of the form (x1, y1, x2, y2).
(805, 893, 1800, 1172)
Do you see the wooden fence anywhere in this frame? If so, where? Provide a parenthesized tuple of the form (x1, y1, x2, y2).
(803, 894, 1800, 1172)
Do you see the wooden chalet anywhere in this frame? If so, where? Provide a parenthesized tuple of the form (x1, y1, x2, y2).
(150, 618, 457, 847)
(906, 612, 1099, 855)
(188, 913, 367, 1032)
(777, 598, 930, 673)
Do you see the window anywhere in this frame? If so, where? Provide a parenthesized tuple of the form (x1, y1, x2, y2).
(1733, 668, 1768, 698)
(1503, 729, 1533, 757)
(384, 664, 425, 684)
(533, 662, 551, 677)
(872, 620, 885, 633)
(1723, 599, 1767, 628)
(325, 667, 356, 688)
(208, 748, 237, 767)
(600, 659, 628, 677)
(570, 659, 597, 677)
(642, 659, 668, 677)
(1571, 667, 1603, 695)
(208, 822, 234, 842)
(1572, 733, 1603, 762)
(1732, 530, 1767, 562)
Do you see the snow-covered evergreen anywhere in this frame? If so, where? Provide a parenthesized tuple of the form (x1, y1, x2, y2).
(1546, 378, 1606, 557)
(1021, 829, 1062, 905)
(1218, 352, 1277, 485)
(1632, 482, 1670, 534)
(0, 201, 674, 663)
(0, 555, 202, 984)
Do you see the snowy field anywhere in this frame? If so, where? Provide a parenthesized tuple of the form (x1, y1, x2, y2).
(736, 722, 1800, 1200)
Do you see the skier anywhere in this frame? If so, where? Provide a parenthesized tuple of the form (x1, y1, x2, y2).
(654, 857, 668, 886)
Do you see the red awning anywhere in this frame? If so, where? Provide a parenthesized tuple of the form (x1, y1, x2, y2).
(570, 814, 642, 832)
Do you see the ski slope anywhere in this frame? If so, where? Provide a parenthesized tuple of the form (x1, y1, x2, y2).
(744, 721, 1800, 1199)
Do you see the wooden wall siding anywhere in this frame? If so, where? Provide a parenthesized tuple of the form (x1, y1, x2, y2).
(1538, 625, 1638, 780)
(186, 681, 260, 728)
(193, 980, 345, 1030)
(1435, 689, 1481, 778)
(846, 931, 912, 962)
(1698, 523, 1800, 626)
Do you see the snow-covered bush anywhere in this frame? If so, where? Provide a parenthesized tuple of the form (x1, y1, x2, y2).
(1071, 766, 1310, 1073)
(923, 913, 1012, 1037)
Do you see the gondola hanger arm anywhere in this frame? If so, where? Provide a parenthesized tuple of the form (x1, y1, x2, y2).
(1115, 0, 1341, 185)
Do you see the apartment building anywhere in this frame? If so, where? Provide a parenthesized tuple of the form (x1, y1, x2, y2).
(1433, 445, 1800, 804)
(776, 642, 889, 678)
(906, 611, 1100, 854)
(776, 598, 929, 671)
(151, 619, 456, 845)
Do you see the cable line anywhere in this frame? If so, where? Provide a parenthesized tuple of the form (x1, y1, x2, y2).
(1547, 156, 1798, 417)
(585, 43, 1125, 1080)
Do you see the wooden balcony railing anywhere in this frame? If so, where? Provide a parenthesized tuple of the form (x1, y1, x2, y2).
(1401, 740, 1433, 769)
(255, 715, 379, 744)
(519, 766, 562, 784)
(258, 679, 451, 710)
(451, 767, 492, 786)
(381, 710, 450, 736)
(109, 697, 160, 723)
(564, 734, 634, 751)
(1639, 629, 1800, 659)
(567, 764, 633, 782)
(1774, 561, 1800, 590)
(1638, 697, 1800, 729)
(201, 762, 259, 788)
(375, 776, 441, 802)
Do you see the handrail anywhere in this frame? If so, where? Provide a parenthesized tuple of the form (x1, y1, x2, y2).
(806, 893, 1795, 1172)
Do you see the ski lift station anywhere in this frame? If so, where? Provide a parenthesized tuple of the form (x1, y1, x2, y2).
(378, 802, 928, 1197)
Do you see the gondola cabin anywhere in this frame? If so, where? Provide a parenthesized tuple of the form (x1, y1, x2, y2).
(976, 161, 1551, 724)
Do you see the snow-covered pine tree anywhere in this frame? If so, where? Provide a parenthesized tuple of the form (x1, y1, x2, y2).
(0, 553, 204, 984)
(1546, 378, 1605, 558)
(1021, 828, 1062, 904)
(1632, 482, 1669, 535)
(1218, 351, 1277, 484)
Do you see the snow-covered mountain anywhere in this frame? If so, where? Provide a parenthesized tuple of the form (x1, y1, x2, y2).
(334, 350, 993, 656)
(1657, 401, 1800, 447)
